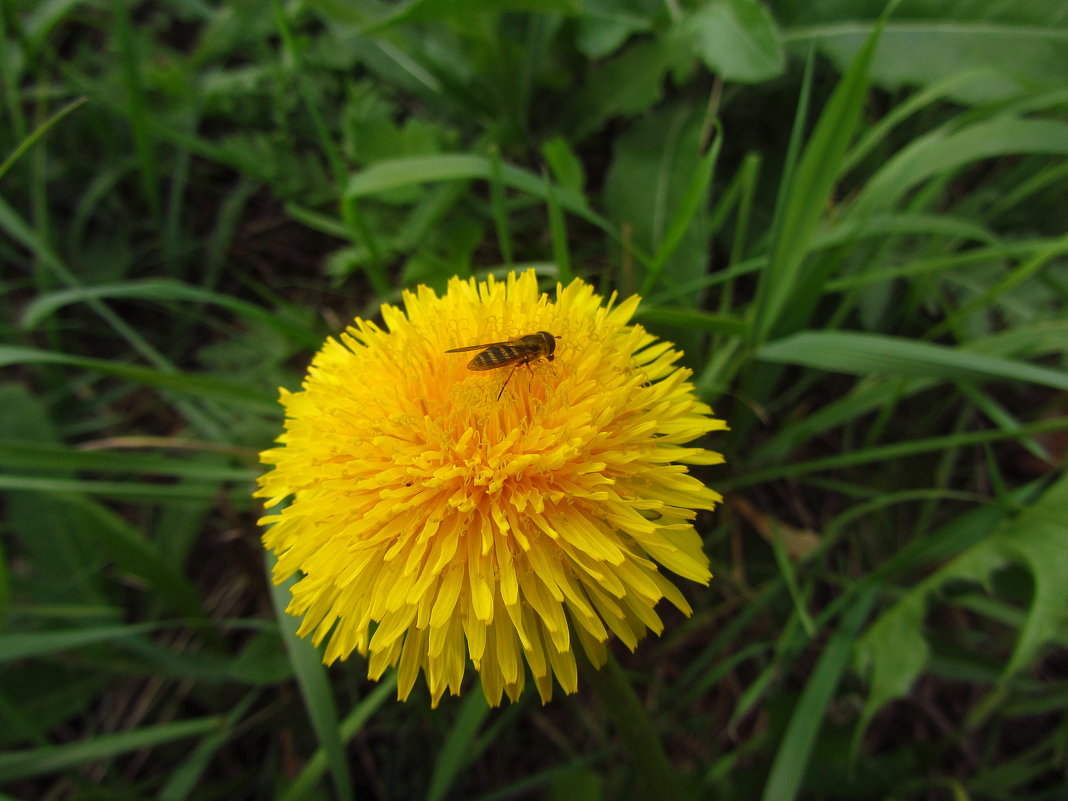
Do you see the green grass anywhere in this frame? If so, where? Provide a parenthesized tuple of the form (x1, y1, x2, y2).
(2, 0, 1067, 799)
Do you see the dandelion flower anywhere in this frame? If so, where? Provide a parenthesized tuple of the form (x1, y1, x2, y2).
(257, 270, 726, 706)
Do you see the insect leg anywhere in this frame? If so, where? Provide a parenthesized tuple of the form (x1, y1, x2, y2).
(496, 361, 524, 401)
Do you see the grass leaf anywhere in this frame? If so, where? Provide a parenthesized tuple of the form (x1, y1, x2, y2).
(0, 717, 221, 783)
(760, 587, 877, 801)
(749, 19, 881, 344)
(268, 555, 354, 801)
(0, 346, 280, 414)
(756, 331, 1068, 390)
(426, 692, 492, 801)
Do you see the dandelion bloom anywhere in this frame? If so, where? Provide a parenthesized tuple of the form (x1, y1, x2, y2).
(257, 271, 725, 706)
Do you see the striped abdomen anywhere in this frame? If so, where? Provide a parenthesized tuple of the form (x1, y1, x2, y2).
(468, 343, 539, 370)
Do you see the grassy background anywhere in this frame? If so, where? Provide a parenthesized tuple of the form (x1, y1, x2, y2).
(2, 0, 1068, 799)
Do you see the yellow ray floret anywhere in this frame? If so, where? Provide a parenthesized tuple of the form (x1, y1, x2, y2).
(257, 270, 726, 706)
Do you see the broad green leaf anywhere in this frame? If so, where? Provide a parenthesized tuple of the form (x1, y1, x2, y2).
(856, 475, 1068, 731)
(562, 37, 680, 141)
(685, 0, 784, 82)
(575, 0, 655, 59)
(987, 475, 1068, 679)
(784, 3, 1068, 104)
(756, 331, 1068, 391)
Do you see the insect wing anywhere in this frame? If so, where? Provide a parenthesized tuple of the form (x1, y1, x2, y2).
(443, 340, 515, 354)
(467, 342, 539, 371)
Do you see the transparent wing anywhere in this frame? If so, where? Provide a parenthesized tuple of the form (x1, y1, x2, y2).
(444, 340, 514, 353)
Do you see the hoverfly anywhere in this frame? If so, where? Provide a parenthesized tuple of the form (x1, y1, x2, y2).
(445, 331, 559, 400)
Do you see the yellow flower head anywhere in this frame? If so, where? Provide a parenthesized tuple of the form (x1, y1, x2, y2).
(257, 271, 725, 706)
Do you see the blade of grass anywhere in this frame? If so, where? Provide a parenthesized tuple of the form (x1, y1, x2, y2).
(987, 160, 1068, 222)
(489, 146, 514, 267)
(728, 416, 1068, 490)
(840, 67, 998, 174)
(759, 587, 877, 801)
(770, 526, 816, 638)
(544, 168, 572, 284)
(110, 0, 160, 221)
(0, 717, 221, 783)
(716, 151, 760, 352)
(0, 539, 8, 620)
(0, 622, 164, 663)
(204, 176, 259, 292)
(268, 553, 354, 801)
(160, 692, 260, 801)
(825, 239, 1045, 292)
(279, 678, 396, 801)
(0, 10, 29, 146)
(0, 96, 87, 182)
(344, 154, 629, 255)
(0, 345, 279, 413)
(640, 118, 723, 295)
(850, 117, 1068, 219)
(582, 650, 683, 799)
(925, 232, 1068, 340)
(634, 306, 747, 336)
(0, 474, 242, 502)
(20, 278, 321, 347)
(271, 0, 387, 298)
(959, 383, 1054, 464)
(59, 494, 209, 620)
(0, 196, 229, 438)
(756, 331, 1068, 391)
(426, 691, 492, 801)
(749, 19, 881, 344)
(0, 441, 255, 479)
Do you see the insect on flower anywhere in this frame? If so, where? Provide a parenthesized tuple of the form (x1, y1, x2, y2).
(258, 272, 725, 706)
(445, 330, 559, 400)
